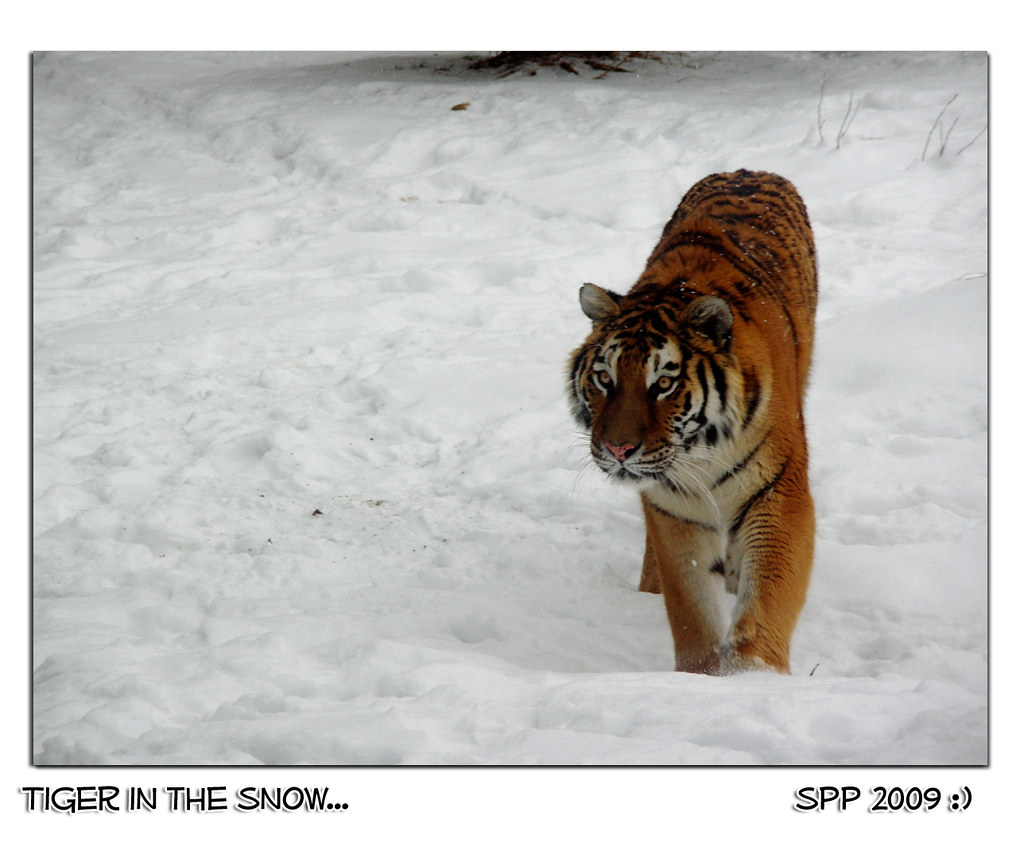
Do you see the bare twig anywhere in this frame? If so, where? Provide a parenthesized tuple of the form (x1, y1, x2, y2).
(589, 56, 633, 78)
(835, 93, 861, 150)
(816, 75, 827, 144)
(922, 93, 959, 161)
(938, 116, 960, 157)
(956, 124, 988, 157)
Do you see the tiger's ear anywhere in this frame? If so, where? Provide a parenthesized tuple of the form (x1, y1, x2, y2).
(685, 295, 733, 349)
(579, 283, 621, 323)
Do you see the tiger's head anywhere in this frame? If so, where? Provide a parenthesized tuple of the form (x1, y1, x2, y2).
(568, 282, 741, 490)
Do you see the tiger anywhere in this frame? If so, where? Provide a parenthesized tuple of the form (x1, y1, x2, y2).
(567, 169, 817, 675)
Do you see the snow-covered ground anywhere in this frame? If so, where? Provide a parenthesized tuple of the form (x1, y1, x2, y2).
(32, 51, 987, 768)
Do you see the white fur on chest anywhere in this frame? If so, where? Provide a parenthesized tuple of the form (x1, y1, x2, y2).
(642, 439, 756, 527)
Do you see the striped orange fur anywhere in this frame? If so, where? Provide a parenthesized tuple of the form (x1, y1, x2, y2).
(568, 170, 817, 674)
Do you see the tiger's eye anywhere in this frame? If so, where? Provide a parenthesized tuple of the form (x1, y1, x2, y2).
(596, 371, 613, 387)
(656, 375, 674, 391)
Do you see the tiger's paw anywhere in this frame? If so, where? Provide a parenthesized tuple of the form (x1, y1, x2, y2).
(718, 640, 790, 675)
(674, 649, 721, 675)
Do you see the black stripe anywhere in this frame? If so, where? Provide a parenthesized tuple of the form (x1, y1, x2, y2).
(711, 429, 770, 489)
(647, 310, 671, 337)
(646, 497, 718, 531)
(707, 357, 728, 412)
(568, 350, 594, 427)
(692, 359, 711, 430)
(742, 368, 761, 428)
(729, 456, 790, 540)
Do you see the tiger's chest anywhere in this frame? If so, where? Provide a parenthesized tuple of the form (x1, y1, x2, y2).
(641, 434, 769, 531)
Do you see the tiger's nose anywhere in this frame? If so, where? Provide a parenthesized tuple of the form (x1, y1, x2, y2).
(605, 441, 639, 462)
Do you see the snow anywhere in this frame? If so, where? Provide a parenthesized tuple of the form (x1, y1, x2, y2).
(32, 50, 987, 772)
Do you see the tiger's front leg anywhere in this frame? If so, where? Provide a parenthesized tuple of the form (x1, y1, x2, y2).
(641, 497, 728, 674)
(638, 532, 662, 594)
(720, 475, 815, 675)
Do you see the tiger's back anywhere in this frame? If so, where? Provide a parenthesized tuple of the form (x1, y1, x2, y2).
(645, 169, 817, 384)
(568, 169, 817, 675)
